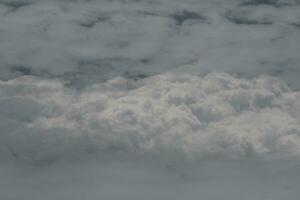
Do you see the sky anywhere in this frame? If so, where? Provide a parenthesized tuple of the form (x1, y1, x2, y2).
(0, 0, 300, 199)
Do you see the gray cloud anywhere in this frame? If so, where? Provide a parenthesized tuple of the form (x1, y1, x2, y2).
(1, 1, 300, 199)
(0, 0, 299, 87)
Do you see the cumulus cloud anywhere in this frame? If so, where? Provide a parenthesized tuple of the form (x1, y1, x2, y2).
(1, 69, 300, 200)
(1, 69, 299, 163)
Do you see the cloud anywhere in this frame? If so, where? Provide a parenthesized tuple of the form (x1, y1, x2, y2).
(0, 0, 299, 87)
(1, 1, 300, 199)
(1, 71, 300, 200)
(0, 69, 299, 163)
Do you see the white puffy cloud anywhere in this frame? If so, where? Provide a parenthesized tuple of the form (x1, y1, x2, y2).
(1, 69, 299, 163)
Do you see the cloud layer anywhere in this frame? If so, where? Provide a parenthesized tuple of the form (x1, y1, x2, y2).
(1, 1, 300, 199)
(0, 0, 300, 87)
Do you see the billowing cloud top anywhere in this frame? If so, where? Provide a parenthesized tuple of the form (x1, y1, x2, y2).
(1, 69, 300, 163)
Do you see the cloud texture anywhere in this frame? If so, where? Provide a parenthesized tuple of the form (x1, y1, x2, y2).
(1, 69, 300, 163)
(0, 0, 300, 86)
(1, 0, 300, 199)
